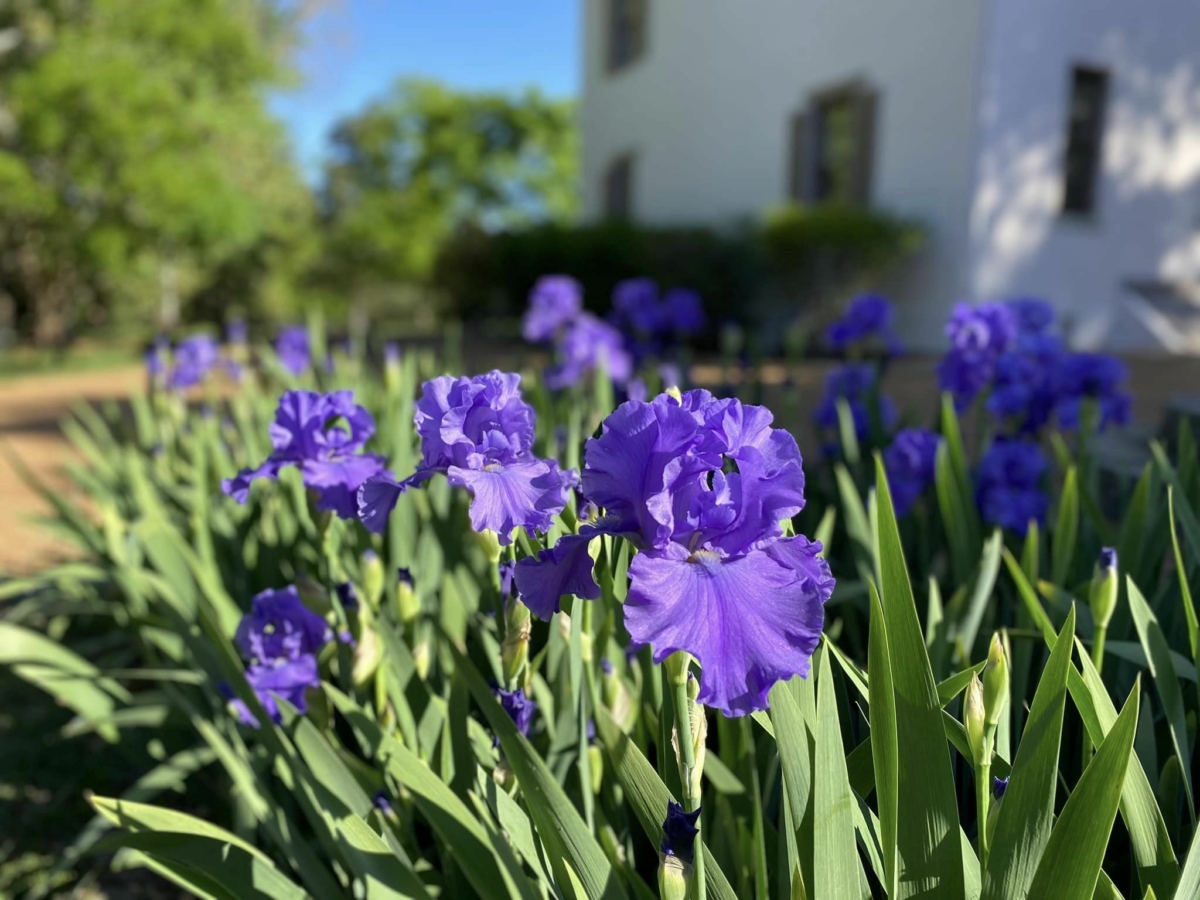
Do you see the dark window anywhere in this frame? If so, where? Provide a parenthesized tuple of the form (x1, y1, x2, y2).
(609, 0, 647, 72)
(604, 154, 634, 220)
(1062, 66, 1109, 216)
(788, 82, 877, 207)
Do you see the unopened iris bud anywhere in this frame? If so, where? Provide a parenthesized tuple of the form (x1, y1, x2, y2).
(352, 617, 382, 686)
(663, 651, 693, 687)
(982, 634, 1009, 728)
(674, 674, 707, 799)
(502, 599, 532, 686)
(361, 550, 384, 609)
(665, 385, 683, 403)
(384, 341, 401, 391)
(964, 673, 987, 766)
(396, 568, 419, 623)
(413, 639, 431, 680)
(658, 854, 690, 900)
(474, 529, 502, 563)
(1090, 547, 1119, 629)
(658, 800, 700, 900)
(588, 744, 604, 795)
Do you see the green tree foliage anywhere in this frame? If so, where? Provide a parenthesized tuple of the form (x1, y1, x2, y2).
(317, 79, 578, 291)
(0, 0, 313, 344)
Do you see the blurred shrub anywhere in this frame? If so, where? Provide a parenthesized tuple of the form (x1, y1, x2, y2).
(435, 205, 922, 348)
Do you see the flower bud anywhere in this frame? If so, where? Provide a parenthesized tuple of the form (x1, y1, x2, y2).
(474, 529, 502, 563)
(492, 757, 515, 790)
(665, 385, 684, 404)
(658, 854, 691, 900)
(964, 673, 987, 766)
(1090, 547, 1119, 629)
(664, 652, 693, 687)
(588, 744, 604, 795)
(672, 676, 708, 800)
(413, 639, 431, 681)
(361, 550, 384, 610)
(982, 634, 1009, 728)
(352, 620, 382, 687)
(384, 342, 402, 392)
(502, 599, 532, 687)
(396, 568, 419, 623)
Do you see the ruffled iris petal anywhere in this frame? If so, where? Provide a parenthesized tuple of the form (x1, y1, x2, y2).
(448, 460, 567, 543)
(624, 535, 832, 717)
(221, 457, 286, 503)
(513, 516, 630, 619)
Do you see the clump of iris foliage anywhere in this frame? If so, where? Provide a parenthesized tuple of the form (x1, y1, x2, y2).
(3, 285, 1200, 900)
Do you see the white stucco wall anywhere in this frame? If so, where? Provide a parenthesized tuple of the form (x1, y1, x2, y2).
(967, 0, 1200, 351)
(580, 0, 986, 347)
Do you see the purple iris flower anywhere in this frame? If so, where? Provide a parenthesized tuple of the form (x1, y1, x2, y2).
(358, 372, 570, 542)
(372, 791, 394, 816)
(937, 302, 1019, 408)
(825, 294, 902, 354)
(1056, 353, 1131, 431)
(661, 800, 701, 862)
(496, 687, 536, 740)
(987, 334, 1067, 433)
(976, 439, 1048, 534)
(523, 275, 584, 342)
(545, 313, 633, 389)
(384, 341, 401, 366)
(276, 326, 311, 376)
(813, 364, 898, 442)
(1007, 298, 1056, 337)
(516, 391, 833, 717)
(659, 363, 681, 390)
(499, 560, 517, 599)
(222, 390, 387, 519)
(146, 335, 170, 382)
(1099, 547, 1117, 571)
(227, 319, 248, 346)
(883, 428, 941, 516)
(235, 586, 332, 664)
(227, 585, 330, 728)
(993, 776, 1010, 800)
(626, 379, 649, 403)
(664, 288, 707, 335)
(168, 334, 221, 390)
(611, 278, 665, 334)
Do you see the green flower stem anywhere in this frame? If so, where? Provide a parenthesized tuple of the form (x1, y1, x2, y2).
(976, 756, 992, 869)
(667, 654, 705, 900)
(1082, 624, 1107, 764)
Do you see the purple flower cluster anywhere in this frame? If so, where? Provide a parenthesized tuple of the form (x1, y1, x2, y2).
(276, 326, 311, 376)
(146, 334, 225, 391)
(825, 294, 902, 355)
(937, 299, 1130, 433)
(359, 372, 570, 542)
(883, 428, 941, 516)
(1056, 353, 1131, 430)
(496, 686, 537, 740)
(976, 439, 1048, 534)
(222, 390, 386, 519)
(813, 364, 898, 443)
(522, 276, 633, 389)
(228, 586, 331, 726)
(608, 278, 707, 364)
(937, 302, 1019, 408)
(515, 390, 833, 717)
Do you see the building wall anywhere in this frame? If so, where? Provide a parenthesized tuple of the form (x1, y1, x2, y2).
(968, 0, 1200, 350)
(581, 0, 986, 347)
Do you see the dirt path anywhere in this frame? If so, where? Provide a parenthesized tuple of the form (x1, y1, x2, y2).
(0, 365, 145, 575)
(1, 354, 1196, 575)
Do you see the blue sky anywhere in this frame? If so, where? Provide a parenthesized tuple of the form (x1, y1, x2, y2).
(271, 0, 580, 180)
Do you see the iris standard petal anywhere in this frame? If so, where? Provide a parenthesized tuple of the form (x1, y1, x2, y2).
(624, 536, 832, 716)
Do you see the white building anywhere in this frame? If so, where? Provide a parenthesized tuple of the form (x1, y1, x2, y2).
(580, 0, 1200, 351)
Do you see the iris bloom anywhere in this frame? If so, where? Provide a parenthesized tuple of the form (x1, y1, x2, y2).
(976, 439, 1048, 534)
(813, 364, 898, 442)
(546, 312, 633, 389)
(1056, 353, 1131, 431)
(222, 390, 386, 519)
(987, 334, 1067, 433)
(825, 294, 902, 354)
(937, 302, 1018, 407)
(276, 325, 311, 376)
(496, 686, 536, 739)
(523, 275, 583, 342)
(883, 428, 940, 516)
(168, 334, 221, 390)
(358, 372, 570, 541)
(516, 391, 833, 717)
(661, 800, 701, 862)
(1006, 298, 1056, 337)
(228, 586, 331, 727)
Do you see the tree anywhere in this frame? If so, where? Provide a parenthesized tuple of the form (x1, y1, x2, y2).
(316, 79, 578, 292)
(0, 0, 313, 344)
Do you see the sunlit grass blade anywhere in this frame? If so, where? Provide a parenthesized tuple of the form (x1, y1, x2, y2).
(593, 708, 739, 900)
(1169, 489, 1200, 662)
(768, 678, 814, 900)
(456, 649, 628, 900)
(955, 528, 1003, 665)
(867, 582, 897, 897)
(1126, 577, 1195, 824)
(1026, 683, 1140, 900)
(982, 606, 1076, 899)
(874, 455, 965, 897)
(1051, 466, 1079, 587)
(813, 641, 860, 897)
